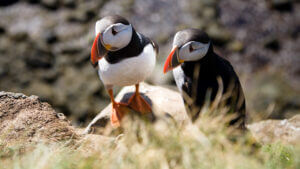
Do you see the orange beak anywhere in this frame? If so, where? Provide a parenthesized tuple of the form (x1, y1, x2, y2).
(91, 33, 107, 68)
(163, 46, 182, 73)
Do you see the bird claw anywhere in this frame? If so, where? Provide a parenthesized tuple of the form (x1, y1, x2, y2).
(128, 93, 152, 114)
(111, 102, 131, 127)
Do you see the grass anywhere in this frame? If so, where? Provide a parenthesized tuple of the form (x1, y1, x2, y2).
(0, 110, 299, 169)
(0, 70, 299, 169)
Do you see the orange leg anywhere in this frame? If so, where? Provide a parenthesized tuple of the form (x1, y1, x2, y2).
(128, 84, 152, 114)
(108, 88, 130, 127)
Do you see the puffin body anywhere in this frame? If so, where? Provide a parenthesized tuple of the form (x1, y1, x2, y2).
(91, 15, 158, 127)
(164, 29, 245, 127)
(98, 43, 156, 86)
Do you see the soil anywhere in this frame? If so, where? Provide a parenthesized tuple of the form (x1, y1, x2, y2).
(0, 91, 78, 145)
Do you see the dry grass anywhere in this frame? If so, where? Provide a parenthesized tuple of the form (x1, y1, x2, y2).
(0, 109, 299, 169)
(0, 70, 299, 169)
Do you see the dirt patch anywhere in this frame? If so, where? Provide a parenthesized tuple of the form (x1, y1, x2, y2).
(0, 91, 78, 146)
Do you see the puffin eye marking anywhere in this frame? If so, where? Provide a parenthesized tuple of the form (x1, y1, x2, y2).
(189, 44, 194, 52)
(112, 27, 117, 35)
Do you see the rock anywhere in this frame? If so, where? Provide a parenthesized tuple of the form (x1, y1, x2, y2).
(227, 40, 244, 52)
(67, 2, 97, 23)
(62, 0, 77, 9)
(0, 66, 8, 78)
(247, 115, 300, 145)
(9, 32, 28, 41)
(67, 10, 89, 23)
(26, 0, 40, 4)
(266, 0, 293, 12)
(43, 31, 58, 44)
(85, 83, 188, 134)
(25, 49, 55, 69)
(219, 0, 300, 88)
(0, 26, 5, 35)
(264, 37, 280, 52)
(0, 91, 138, 152)
(53, 65, 105, 121)
(0, 0, 19, 7)
(0, 91, 78, 146)
(0, 0, 298, 126)
(207, 23, 232, 46)
(41, 0, 59, 10)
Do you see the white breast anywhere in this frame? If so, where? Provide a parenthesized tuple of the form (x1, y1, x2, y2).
(98, 44, 156, 87)
(173, 66, 185, 93)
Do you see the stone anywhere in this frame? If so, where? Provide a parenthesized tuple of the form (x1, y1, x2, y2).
(0, 0, 298, 127)
(43, 31, 58, 44)
(227, 40, 244, 52)
(0, 91, 116, 151)
(0, 0, 19, 7)
(207, 24, 232, 46)
(264, 37, 280, 52)
(41, 0, 59, 10)
(84, 83, 188, 134)
(247, 115, 300, 145)
(62, 0, 77, 9)
(0, 91, 77, 146)
(24, 49, 55, 69)
(0, 26, 5, 34)
(0, 67, 8, 78)
(1, 90, 299, 149)
(9, 32, 28, 41)
(267, 0, 293, 12)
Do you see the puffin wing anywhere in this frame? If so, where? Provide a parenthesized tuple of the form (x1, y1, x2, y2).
(150, 40, 159, 57)
(138, 33, 159, 57)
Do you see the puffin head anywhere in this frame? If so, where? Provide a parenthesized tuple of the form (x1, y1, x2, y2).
(163, 29, 211, 73)
(91, 15, 133, 67)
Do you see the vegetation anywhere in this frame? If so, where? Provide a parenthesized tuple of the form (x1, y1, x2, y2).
(0, 111, 299, 169)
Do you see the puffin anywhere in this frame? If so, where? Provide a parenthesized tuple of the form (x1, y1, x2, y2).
(163, 28, 246, 127)
(90, 15, 158, 127)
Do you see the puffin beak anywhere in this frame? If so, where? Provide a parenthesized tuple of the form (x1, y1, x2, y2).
(163, 46, 183, 73)
(91, 33, 108, 68)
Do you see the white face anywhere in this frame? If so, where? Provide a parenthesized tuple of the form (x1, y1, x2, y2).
(95, 22, 133, 51)
(174, 41, 210, 62)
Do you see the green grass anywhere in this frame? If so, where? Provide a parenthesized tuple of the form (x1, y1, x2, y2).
(0, 112, 299, 169)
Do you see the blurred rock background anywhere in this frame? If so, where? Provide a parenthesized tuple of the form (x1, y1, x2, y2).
(0, 0, 299, 125)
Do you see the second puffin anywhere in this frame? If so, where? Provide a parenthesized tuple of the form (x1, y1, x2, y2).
(91, 15, 158, 127)
(164, 29, 245, 127)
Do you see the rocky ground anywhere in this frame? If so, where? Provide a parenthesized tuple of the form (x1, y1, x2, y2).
(0, 91, 77, 146)
(248, 115, 300, 145)
(1, 93, 299, 169)
(0, 90, 299, 148)
(0, 91, 116, 151)
(0, 0, 299, 124)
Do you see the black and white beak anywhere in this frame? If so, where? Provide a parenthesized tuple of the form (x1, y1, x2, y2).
(163, 46, 183, 73)
(90, 33, 109, 68)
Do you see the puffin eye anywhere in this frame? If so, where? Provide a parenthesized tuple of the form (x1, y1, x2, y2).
(189, 44, 194, 52)
(111, 27, 117, 35)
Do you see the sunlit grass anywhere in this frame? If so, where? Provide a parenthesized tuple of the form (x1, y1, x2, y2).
(0, 110, 299, 169)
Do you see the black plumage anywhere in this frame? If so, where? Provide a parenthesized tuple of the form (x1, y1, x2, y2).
(170, 29, 246, 127)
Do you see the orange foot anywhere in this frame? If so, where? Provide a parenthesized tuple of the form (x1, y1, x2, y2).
(128, 92, 152, 114)
(111, 102, 131, 127)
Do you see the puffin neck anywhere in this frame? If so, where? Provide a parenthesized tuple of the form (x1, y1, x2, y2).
(104, 29, 144, 64)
